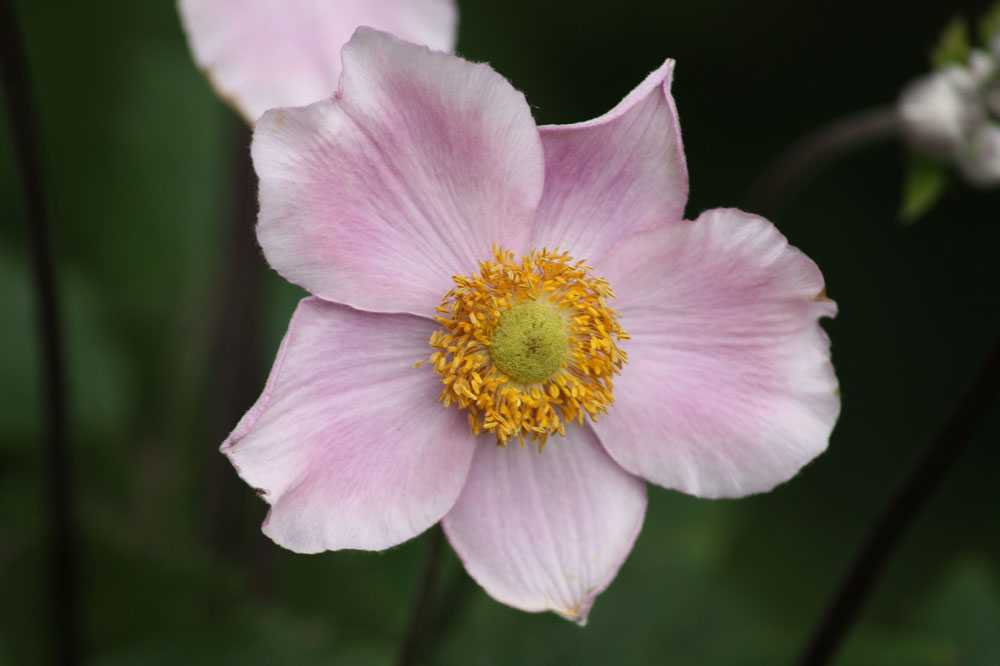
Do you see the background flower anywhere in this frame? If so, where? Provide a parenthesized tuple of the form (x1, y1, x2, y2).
(178, 0, 458, 122)
(899, 21, 1000, 187)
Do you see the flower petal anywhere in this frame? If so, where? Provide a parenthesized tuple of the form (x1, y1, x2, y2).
(224, 297, 473, 553)
(178, 0, 458, 123)
(442, 427, 647, 624)
(898, 65, 979, 161)
(254, 28, 543, 315)
(531, 59, 688, 261)
(958, 123, 1000, 187)
(590, 208, 839, 498)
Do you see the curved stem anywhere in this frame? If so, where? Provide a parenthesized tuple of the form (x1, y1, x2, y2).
(0, 0, 79, 663)
(796, 330, 1000, 666)
(744, 106, 900, 214)
(397, 526, 447, 666)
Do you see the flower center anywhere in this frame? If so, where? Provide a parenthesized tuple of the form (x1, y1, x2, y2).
(489, 302, 568, 383)
(421, 246, 628, 449)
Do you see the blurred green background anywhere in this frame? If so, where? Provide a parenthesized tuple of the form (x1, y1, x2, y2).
(3, 0, 1000, 664)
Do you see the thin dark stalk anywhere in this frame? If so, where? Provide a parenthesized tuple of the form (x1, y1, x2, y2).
(397, 526, 447, 666)
(796, 331, 1000, 666)
(745, 106, 899, 213)
(204, 120, 263, 561)
(432, 562, 476, 644)
(0, 0, 78, 663)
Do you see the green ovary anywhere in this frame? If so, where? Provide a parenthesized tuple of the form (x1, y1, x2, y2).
(489, 301, 569, 384)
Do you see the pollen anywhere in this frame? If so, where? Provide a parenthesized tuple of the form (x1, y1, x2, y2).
(424, 246, 628, 450)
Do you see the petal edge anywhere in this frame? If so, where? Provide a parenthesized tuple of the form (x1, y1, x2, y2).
(253, 29, 544, 315)
(591, 208, 839, 498)
(532, 59, 689, 262)
(442, 426, 647, 623)
(224, 297, 475, 552)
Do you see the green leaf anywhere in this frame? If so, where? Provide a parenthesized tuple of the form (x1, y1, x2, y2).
(979, 1, 1000, 46)
(900, 158, 949, 224)
(0, 250, 135, 439)
(932, 16, 971, 68)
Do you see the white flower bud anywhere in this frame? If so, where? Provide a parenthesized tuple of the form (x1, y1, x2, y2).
(899, 66, 979, 159)
(959, 123, 1000, 185)
(969, 49, 996, 82)
(899, 42, 1000, 187)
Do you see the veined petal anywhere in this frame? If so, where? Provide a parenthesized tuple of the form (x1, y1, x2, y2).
(254, 29, 543, 316)
(591, 209, 839, 498)
(178, 0, 458, 123)
(224, 297, 474, 553)
(442, 427, 647, 624)
(531, 59, 688, 260)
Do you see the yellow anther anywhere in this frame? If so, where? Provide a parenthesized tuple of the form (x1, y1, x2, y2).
(421, 247, 627, 447)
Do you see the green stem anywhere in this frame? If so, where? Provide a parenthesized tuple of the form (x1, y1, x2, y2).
(796, 330, 1000, 666)
(0, 0, 79, 662)
(397, 527, 447, 666)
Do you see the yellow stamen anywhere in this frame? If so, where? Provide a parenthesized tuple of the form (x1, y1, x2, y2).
(423, 246, 628, 449)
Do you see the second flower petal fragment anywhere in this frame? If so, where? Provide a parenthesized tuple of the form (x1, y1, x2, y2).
(179, 0, 459, 122)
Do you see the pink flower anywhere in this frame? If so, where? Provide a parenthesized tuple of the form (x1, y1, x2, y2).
(226, 29, 840, 623)
(177, 0, 457, 122)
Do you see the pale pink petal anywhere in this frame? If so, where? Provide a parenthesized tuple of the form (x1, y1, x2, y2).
(223, 297, 474, 553)
(178, 0, 458, 123)
(254, 29, 543, 316)
(442, 427, 647, 624)
(590, 208, 839, 498)
(531, 59, 688, 262)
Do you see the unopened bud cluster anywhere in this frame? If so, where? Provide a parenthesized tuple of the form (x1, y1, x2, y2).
(899, 34, 1000, 186)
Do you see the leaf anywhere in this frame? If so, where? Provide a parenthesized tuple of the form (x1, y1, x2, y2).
(979, 1, 1000, 46)
(900, 158, 949, 224)
(932, 16, 971, 68)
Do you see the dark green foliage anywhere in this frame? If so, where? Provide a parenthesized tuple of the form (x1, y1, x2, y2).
(2, 0, 999, 664)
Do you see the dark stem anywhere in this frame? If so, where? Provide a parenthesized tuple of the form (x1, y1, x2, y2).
(397, 526, 447, 666)
(796, 330, 1000, 666)
(204, 119, 264, 562)
(432, 561, 476, 645)
(744, 106, 899, 213)
(0, 0, 79, 664)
